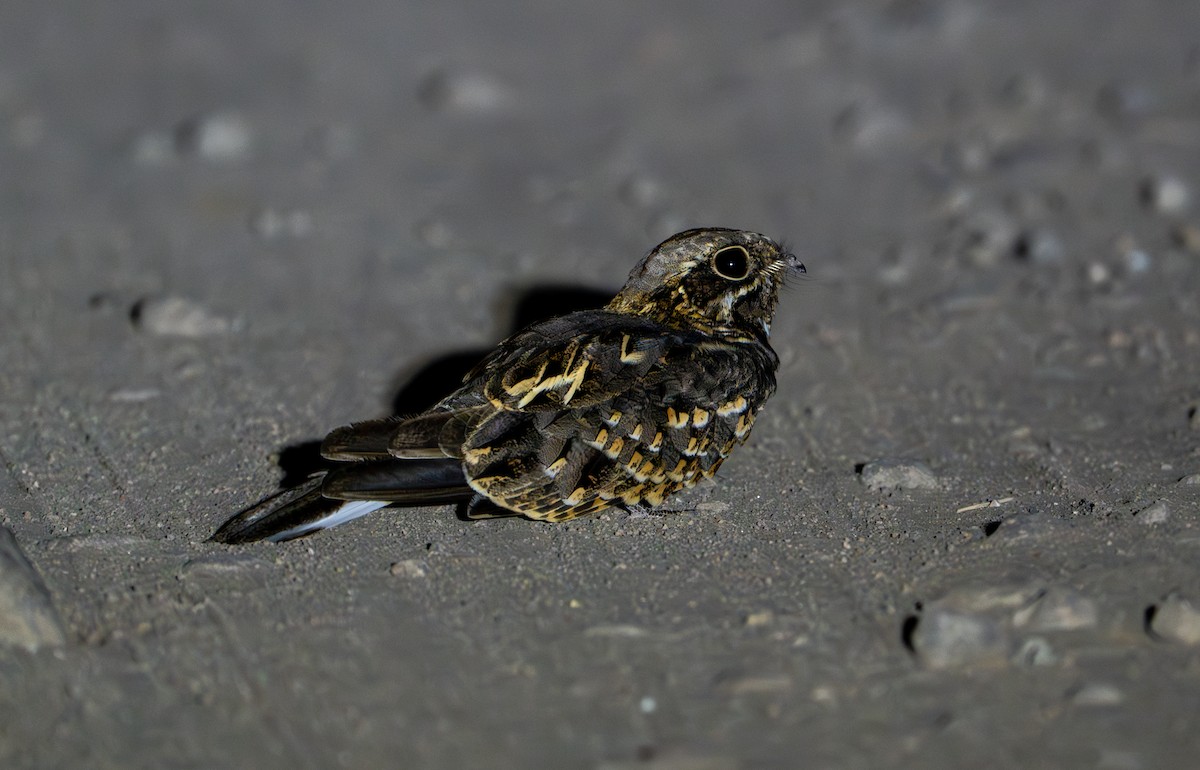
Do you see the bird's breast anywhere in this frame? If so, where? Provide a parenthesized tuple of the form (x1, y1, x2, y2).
(461, 390, 764, 521)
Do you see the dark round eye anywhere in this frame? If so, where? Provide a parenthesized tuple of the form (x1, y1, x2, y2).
(712, 245, 750, 280)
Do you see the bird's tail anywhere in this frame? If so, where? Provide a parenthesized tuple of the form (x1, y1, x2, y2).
(209, 474, 386, 544)
(210, 458, 473, 544)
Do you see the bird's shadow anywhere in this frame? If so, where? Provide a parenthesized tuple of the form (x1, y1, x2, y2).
(271, 284, 614, 486)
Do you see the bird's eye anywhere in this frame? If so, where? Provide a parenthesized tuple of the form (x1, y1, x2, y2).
(712, 245, 750, 280)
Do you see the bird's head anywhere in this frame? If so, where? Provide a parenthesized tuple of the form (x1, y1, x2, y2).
(608, 228, 804, 341)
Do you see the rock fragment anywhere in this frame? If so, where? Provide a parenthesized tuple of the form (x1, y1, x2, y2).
(831, 101, 909, 152)
(1012, 227, 1065, 266)
(1070, 682, 1124, 707)
(1013, 587, 1098, 632)
(1012, 636, 1057, 666)
(1172, 224, 1200, 254)
(249, 208, 313, 240)
(909, 607, 1010, 669)
(418, 70, 513, 113)
(1139, 174, 1190, 215)
(1149, 593, 1200, 645)
(936, 582, 1043, 612)
(961, 209, 1019, 267)
(1134, 500, 1170, 525)
(131, 296, 234, 337)
(0, 527, 67, 652)
(389, 559, 427, 578)
(744, 610, 773, 628)
(859, 459, 939, 490)
(175, 112, 254, 161)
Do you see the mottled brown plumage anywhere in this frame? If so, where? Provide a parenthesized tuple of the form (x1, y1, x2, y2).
(212, 228, 803, 543)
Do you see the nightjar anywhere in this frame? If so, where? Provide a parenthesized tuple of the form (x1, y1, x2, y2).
(212, 228, 803, 543)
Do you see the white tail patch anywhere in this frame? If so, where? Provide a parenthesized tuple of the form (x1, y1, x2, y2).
(266, 500, 388, 543)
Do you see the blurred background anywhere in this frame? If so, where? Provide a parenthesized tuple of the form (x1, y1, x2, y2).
(2, 1, 1199, 767)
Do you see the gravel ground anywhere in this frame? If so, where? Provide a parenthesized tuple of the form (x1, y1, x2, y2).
(2, 1, 1200, 768)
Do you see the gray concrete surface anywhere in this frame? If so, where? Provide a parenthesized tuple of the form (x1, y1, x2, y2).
(2, 1, 1200, 767)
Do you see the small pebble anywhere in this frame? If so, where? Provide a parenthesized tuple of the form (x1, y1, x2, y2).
(1085, 261, 1112, 287)
(1134, 500, 1170, 525)
(1012, 228, 1065, 266)
(1171, 224, 1200, 254)
(1178, 473, 1200, 486)
(1012, 636, 1058, 666)
(910, 608, 1010, 669)
(0, 527, 67, 652)
(418, 70, 513, 113)
(1013, 587, 1098, 631)
(388, 559, 427, 578)
(1070, 682, 1124, 707)
(249, 208, 313, 240)
(961, 210, 1019, 267)
(639, 696, 657, 714)
(583, 625, 649, 638)
(175, 112, 254, 161)
(1139, 174, 1190, 215)
(831, 101, 908, 151)
(1149, 593, 1200, 645)
(859, 459, 939, 491)
(936, 583, 1043, 612)
(1116, 239, 1152, 275)
(810, 684, 837, 704)
(1006, 426, 1041, 458)
(109, 387, 162, 403)
(716, 673, 793, 695)
(131, 296, 234, 337)
(744, 610, 774, 628)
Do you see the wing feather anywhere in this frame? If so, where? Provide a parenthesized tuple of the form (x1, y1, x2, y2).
(457, 311, 680, 412)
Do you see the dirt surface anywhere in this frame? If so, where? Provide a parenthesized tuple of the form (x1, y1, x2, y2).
(3, 1, 1200, 767)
